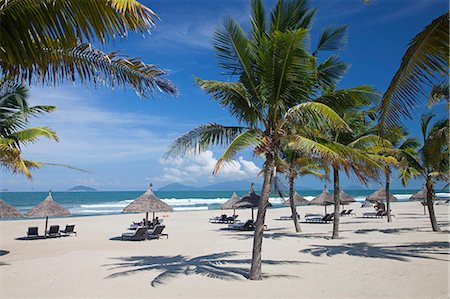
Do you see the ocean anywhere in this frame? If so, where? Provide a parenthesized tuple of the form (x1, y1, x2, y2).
(1, 189, 449, 218)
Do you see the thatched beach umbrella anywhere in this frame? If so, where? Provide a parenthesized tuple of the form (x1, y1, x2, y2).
(24, 191, 70, 236)
(0, 199, 21, 218)
(338, 191, 356, 207)
(233, 183, 271, 220)
(221, 192, 241, 217)
(410, 186, 435, 215)
(309, 186, 333, 214)
(281, 192, 309, 206)
(366, 187, 398, 203)
(122, 183, 173, 226)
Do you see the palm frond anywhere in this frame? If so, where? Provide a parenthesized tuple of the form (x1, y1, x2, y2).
(5, 44, 176, 97)
(428, 82, 449, 107)
(314, 86, 380, 114)
(380, 12, 449, 128)
(164, 124, 246, 158)
(317, 55, 350, 88)
(195, 78, 258, 124)
(0, 0, 158, 71)
(285, 102, 351, 132)
(313, 25, 348, 56)
(269, 0, 312, 32)
(214, 130, 262, 175)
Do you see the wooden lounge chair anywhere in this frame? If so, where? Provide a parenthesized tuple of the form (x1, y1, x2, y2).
(147, 225, 169, 240)
(60, 225, 77, 236)
(227, 220, 266, 231)
(27, 227, 40, 240)
(121, 227, 147, 241)
(363, 210, 383, 218)
(304, 213, 334, 223)
(279, 213, 300, 220)
(46, 225, 61, 238)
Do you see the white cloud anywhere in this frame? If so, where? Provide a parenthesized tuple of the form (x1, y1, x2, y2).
(19, 86, 179, 164)
(153, 150, 261, 185)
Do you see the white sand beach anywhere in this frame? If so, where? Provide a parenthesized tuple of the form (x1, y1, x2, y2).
(1, 201, 449, 299)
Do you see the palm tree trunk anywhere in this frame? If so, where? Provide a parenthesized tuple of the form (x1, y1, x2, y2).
(288, 173, 301, 232)
(331, 165, 340, 239)
(249, 158, 275, 280)
(425, 178, 441, 232)
(385, 169, 392, 223)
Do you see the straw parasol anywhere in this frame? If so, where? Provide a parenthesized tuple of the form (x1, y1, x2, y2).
(410, 186, 435, 215)
(233, 183, 271, 220)
(309, 186, 334, 214)
(281, 192, 309, 206)
(366, 187, 398, 203)
(122, 183, 173, 226)
(221, 192, 241, 216)
(338, 190, 356, 206)
(24, 191, 71, 236)
(0, 199, 21, 218)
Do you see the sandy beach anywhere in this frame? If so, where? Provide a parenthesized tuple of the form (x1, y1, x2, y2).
(1, 201, 449, 299)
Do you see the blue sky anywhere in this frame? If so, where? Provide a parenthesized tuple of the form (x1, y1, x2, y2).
(1, 0, 448, 191)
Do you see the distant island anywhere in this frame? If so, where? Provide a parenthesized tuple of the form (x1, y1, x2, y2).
(66, 185, 98, 192)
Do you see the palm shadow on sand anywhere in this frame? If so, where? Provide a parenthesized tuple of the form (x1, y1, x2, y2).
(104, 251, 307, 287)
(300, 241, 450, 262)
(225, 231, 329, 241)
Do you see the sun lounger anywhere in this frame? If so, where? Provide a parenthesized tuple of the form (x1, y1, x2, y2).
(228, 220, 267, 231)
(228, 219, 254, 230)
(121, 227, 148, 241)
(278, 214, 300, 220)
(60, 225, 77, 236)
(363, 210, 383, 218)
(147, 225, 169, 240)
(304, 213, 334, 223)
(46, 225, 61, 238)
(341, 209, 355, 216)
(209, 214, 239, 224)
(27, 227, 40, 240)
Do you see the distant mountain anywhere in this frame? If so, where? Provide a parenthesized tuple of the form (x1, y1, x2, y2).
(158, 181, 263, 191)
(66, 185, 97, 192)
(158, 183, 199, 191)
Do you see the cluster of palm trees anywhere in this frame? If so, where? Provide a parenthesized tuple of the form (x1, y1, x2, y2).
(166, 0, 449, 280)
(0, 0, 175, 177)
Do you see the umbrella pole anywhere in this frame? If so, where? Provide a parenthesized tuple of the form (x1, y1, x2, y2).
(44, 216, 48, 238)
(233, 209, 236, 223)
(325, 205, 327, 214)
(251, 208, 254, 221)
(153, 212, 155, 222)
(423, 203, 426, 215)
(145, 212, 148, 227)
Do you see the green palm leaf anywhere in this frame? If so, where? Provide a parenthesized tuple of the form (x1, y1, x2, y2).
(285, 102, 351, 132)
(165, 124, 246, 158)
(380, 12, 449, 128)
(214, 130, 262, 174)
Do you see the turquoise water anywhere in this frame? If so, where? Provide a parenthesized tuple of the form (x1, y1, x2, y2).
(1, 189, 448, 218)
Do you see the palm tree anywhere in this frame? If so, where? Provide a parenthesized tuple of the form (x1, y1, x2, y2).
(398, 113, 449, 232)
(428, 82, 449, 108)
(380, 12, 449, 128)
(279, 149, 328, 232)
(166, 0, 378, 279)
(0, 79, 58, 178)
(0, 0, 176, 97)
